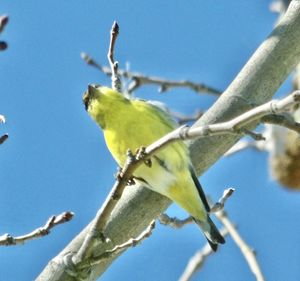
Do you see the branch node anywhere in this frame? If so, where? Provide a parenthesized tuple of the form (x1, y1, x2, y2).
(201, 125, 210, 136)
(270, 100, 279, 114)
(179, 125, 190, 140)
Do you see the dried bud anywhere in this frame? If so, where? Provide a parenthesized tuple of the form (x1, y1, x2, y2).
(0, 15, 9, 33)
(0, 41, 8, 51)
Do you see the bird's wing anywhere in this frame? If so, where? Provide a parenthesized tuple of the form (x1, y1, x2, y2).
(189, 166, 210, 212)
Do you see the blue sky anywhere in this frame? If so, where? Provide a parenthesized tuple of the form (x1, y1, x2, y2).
(1, 1, 300, 281)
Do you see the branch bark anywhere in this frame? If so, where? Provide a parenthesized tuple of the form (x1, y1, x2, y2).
(36, 1, 300, 280)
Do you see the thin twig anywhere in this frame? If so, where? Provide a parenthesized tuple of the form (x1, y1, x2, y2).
(0, 115, 8, 144)
(224, 140, 266, 157)
(0, 212, 74, 246)
(178, 227, 229, 281)
(107, 21, 121, 92)
(0, 15, 8, 33)
(210, 188, 235, 213)
(215, 210, 265, 281)
(75, 90, 300, 263)
(0, 15, 8, 51)
(261, 113, 300, 132)
(77, 220, 155, 269)
(126, 75, 222, 96)
(171, 110, 204, 125)
(159, 188, 234, 228)
(0, 133, 8, 144)
(158, 214, 194, 228)
(81, 52, 222, 96)
(224, 113, 300, 157)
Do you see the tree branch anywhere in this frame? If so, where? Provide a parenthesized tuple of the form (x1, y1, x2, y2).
(158, 214, 194, 229)
(215, 210, 265, 281)
(171, 110, 204, 125)
(81, 53, 222, 96)
(0, 14, 8, 51)
(0, 114, 8, 145)
(0, 212, 74, 246)
(262, 113, 300, 133)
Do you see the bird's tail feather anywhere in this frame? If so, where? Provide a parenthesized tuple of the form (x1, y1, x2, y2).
(194, 216, 225, 252)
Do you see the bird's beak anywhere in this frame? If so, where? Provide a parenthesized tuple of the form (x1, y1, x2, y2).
(88, 84, 98, 94)
(83, 84, 101, 111)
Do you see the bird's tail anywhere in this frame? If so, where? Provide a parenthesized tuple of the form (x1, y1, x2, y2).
(194, 216, 225, 251)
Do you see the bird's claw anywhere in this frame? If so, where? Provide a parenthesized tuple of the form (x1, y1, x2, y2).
(136, 147, 152, 167)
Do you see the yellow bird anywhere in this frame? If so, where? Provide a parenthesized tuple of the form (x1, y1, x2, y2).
(83, 85, 225, 251)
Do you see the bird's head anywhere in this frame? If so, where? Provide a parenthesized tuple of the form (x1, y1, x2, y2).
(83, 84, 128, 129)
(83, 84, 102, 111)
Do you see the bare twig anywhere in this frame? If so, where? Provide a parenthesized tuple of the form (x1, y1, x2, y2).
(171, 110, 204, 125)
(0, 133, 8, 144)
(0, 212, 74, 246)
(77, 220, 155, 269)
(215, 210, 265, 281)
(210, 188, 235, 213)
(0, 115, 8, 145)
(0, 15, 8, 33)
(178, 227, 229, 281)
(107, 21, 121, 92)
(224, 140, 266, 157)
(261, 113, 300, 132)
(126, 75, 222, 96)
(225, 113, 300, 157)
(75, 90, 300, 263)
(0, 15, 8, 51)
(158, 214, 194, 228)
(81, 53, 222, 96)
(159, 188, 235, 228)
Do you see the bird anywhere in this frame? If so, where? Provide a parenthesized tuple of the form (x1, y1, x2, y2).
(83, 84, 225, 251)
